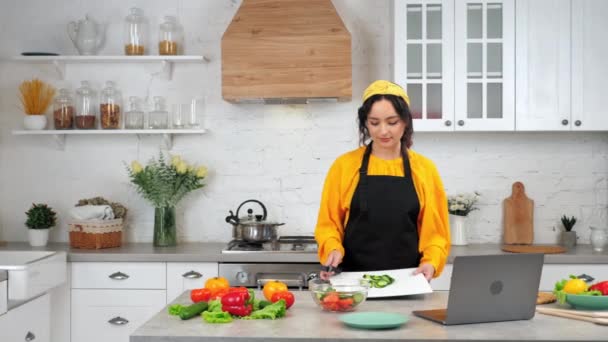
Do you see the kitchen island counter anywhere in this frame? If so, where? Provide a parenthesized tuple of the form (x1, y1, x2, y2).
(131, 291, 604, 342)
(0, 242, 606, 263)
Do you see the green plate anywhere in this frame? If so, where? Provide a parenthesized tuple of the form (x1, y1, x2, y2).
(339, 312, 408, 330)
(566, 294, 608, 310)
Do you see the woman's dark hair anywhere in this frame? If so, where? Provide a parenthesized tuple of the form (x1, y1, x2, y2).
(357, 94, 414, 154)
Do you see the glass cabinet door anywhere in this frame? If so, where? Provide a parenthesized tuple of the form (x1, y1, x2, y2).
(394, 0, 454, 131)
(455, 0, 514, 131)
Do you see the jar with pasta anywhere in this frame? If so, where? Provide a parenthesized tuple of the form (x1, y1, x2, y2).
(124, 7, 147, 55)
(159, 16, 180, 55)
(100, 81, 122, 129)
(75, 81, 97, 129)
(53, 88, 74, 129)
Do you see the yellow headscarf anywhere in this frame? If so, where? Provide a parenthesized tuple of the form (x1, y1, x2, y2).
(362, 80, 410, 105)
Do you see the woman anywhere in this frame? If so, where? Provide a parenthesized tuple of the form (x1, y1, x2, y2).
(314, 80, 450, 281)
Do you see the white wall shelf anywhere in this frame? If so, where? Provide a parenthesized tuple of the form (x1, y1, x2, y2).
(10, 55, 209, 80)
(12, 129, 207, 150)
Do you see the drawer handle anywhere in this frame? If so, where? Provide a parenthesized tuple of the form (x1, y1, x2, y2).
(182, 270, 203, 279)
(108, 316, 129, 326)
(109, 271, 129, 280)
(575, 120, 582, 127)
(25, 331, 35, 341)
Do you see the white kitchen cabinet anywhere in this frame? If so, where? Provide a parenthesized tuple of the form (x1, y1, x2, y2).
(71, 262, 166, 289)
(71, 289, 166, 342)
(166, 262, 219, 303)
(539, 264, 608, 291)
(0, 293, 50, 342)
(394, 0, 455, 132)
(571, 0, 608, 131)
(515, 0, 571, 131)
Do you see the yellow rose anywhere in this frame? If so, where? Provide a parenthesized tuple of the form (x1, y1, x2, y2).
(176, 161, 188, 174)
(171, 155, 182, 168)
(131, 161, 143, 174)
(196, 166, 208, 178)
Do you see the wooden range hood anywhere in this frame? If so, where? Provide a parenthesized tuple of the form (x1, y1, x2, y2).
(222, 0, 352, 103)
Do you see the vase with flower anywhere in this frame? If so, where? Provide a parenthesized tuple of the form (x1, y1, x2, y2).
(447, 192, 480, 246)
(127, 152, 208, 247)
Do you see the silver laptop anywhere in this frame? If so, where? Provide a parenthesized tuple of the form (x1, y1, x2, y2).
(413, 253, 544, 325)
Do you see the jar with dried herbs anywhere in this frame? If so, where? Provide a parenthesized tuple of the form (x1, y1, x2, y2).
(124, 7, 147, 55)
(53, 88, 74, 129)
(100, 81, 122, 129)
(75, 81, 97, 129)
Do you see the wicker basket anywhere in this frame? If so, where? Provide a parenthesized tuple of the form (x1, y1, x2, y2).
(69, 218, 123, 249)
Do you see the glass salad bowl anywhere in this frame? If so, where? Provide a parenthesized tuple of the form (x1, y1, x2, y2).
(309, 278, 369, 312)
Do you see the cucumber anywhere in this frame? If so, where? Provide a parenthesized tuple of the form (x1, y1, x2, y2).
(376, 280, 389, 288)
(258, 300, 272, 309)
(178, 302, 208, 320)
(352, 293, 364, 304)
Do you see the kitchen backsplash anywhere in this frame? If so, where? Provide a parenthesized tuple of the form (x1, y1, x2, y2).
(0, 0, 606, 245)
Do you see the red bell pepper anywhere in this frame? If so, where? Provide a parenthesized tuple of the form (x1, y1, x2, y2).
(589, 280, 608, 295)
(190, 288, 212, 303)
(221, 291, 249, 306)
(222, 304, 253, 317)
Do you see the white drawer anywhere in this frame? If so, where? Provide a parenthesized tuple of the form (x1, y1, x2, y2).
(166, 262, 218, 302)
(71, 289, 166, 342)
(0, 293, 50, 342)
(71, 262, 166, 289)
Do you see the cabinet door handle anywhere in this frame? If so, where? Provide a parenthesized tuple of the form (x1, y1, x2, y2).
(444, 120, 452, 126)
(561, 119, 568, 126)
(108, 316, 129, 325)
(457, 120, 465, 126)
(182, 270, 203, 279)
(25, 331, 36, 341)
(108, 271, 129, 280)
(575, 120, 582, 127)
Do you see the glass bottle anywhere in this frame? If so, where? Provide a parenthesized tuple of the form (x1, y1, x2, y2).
(99, 81, 122, 129)
(125, 96, 144, 129)
(124, 7, 147, 55)
(53, 88, 74, 130)
(149, 96, 168, 129)
(75, 81, 97, 129)
(158, 16, 180, 55)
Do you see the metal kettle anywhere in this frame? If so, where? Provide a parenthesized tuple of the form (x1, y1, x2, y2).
(225, 199, 285, 242)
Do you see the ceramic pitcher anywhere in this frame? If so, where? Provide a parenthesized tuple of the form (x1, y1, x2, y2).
(68, 14, 105, 55)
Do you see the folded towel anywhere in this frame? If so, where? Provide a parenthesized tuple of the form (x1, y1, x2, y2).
(70, 205, 115, 220)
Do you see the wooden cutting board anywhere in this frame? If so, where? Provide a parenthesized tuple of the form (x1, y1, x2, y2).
(503, 181, 534, 244)
(501, 244, 566, 254)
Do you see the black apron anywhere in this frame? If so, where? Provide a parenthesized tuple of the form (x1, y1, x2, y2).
(341, 143, 421, 272)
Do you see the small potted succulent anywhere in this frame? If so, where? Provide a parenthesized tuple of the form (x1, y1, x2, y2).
(560, 215, 577, 249)
(25, 203, 57, 247)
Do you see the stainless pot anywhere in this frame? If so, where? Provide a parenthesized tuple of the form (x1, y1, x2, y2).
(225, 199, 285, 242)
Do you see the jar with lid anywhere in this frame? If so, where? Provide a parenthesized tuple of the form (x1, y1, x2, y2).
(158, 16, 181, 55)
(75, 81, 97, 129)
(53, 88, 74, 129)
(100, 81, 122, 129)
(124, 7, 147, 55)
(125, 96, 144, 129)
(149, 96, 168, 129)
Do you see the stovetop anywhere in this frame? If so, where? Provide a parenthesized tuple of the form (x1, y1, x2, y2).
(221, 236, 318, 254)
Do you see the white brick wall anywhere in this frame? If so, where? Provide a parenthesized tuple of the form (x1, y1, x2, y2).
(0, 0, 606, 245)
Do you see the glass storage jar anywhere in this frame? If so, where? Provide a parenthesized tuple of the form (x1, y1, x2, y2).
(149, 96, 168, 129)
(159, 16, 180, 55)
(99, 81, 122, 129)
(75, 81, 97, 129)
(125, 96, 144, 129)
(53, 88, 74, 129)
(124, 7, 147, 55)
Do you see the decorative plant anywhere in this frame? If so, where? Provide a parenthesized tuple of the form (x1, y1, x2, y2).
(18, 78, 56, 115)
(126, 152, 208, 208)
(561, 215, 577, 232)
(447, 192, 480, 217)
(76, 196, 128, 219)
(25, 203, 57, 229)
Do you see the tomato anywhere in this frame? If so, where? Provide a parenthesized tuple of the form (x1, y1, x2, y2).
(563, 278, 588, 294)
(263, 280, 288, 301)
(589, 281, 608, 295)
(271, 291, 295, 309)
(204, 277, 230, 293)
(190, 288, 212, 303)
(322, 292, 339, 304)
(338, 298, 354, 309)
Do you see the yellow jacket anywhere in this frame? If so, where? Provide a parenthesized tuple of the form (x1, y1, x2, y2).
(314, 146, 450, 277)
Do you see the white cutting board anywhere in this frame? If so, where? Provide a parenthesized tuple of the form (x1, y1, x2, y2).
(330, 268, 433, 298)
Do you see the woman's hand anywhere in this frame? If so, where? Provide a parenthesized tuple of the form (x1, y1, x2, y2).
(413, 263, 435, 282)
(320, 250, 343, 280)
